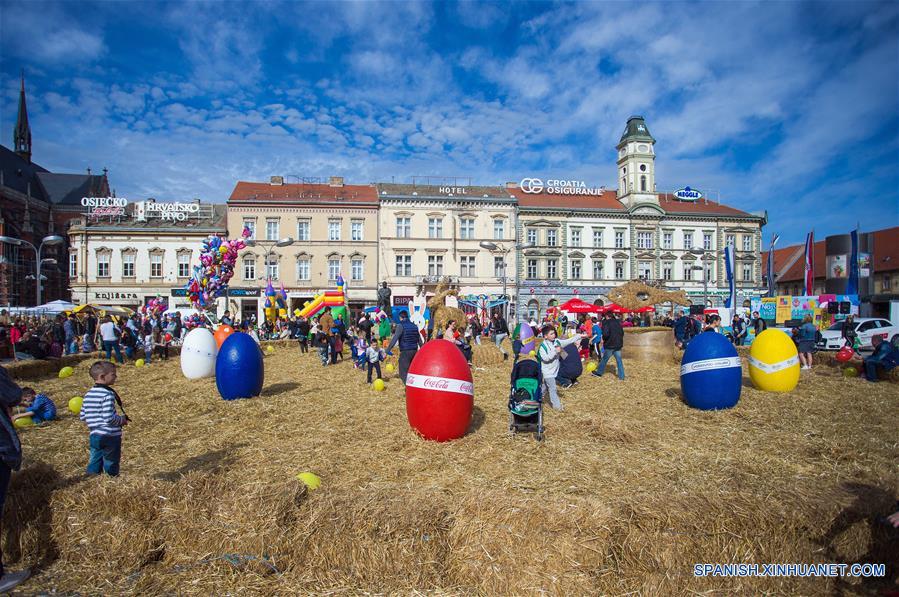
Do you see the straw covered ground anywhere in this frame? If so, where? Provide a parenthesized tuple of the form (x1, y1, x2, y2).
(5, 341, 898, 595)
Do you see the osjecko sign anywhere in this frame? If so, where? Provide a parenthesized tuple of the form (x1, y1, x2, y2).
(519, 178, 603, 195)
(81, 196, 127, 217)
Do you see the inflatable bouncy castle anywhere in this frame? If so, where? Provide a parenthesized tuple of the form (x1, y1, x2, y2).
(264, 282, 288, 321)
(297, 274, 348, 321)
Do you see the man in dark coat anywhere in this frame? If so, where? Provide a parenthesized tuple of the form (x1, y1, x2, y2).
(0, 366, 30, 591)
(592, 312, 625, 380)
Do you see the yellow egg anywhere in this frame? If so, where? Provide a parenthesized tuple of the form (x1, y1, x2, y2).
(296, 472, 321, 490)
(266, 345, 275, 353)
(135, 359, 145, 368)
(748, 329, 800, 392)
(585, 361, 598, 373)
(385, 363, 395, 373)
(58, 366, 74, 379)
(68, 396, 83, 414)
(13, 417, 33, 429)
(373, 378, 386, 391)
(529, 350, 536, 357)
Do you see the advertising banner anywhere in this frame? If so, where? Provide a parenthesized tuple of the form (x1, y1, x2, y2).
(776, 296, 792, 323)
(827, 254, 848, 279)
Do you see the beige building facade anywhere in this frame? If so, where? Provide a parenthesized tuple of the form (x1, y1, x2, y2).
(227, 178, 379, 321)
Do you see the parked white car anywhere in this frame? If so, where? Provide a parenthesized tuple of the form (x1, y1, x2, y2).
(817, 318, 899, 351)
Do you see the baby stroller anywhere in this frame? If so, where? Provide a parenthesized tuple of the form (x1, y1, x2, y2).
(509, 358, 544, 441)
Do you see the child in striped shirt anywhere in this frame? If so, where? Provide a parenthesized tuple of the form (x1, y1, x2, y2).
(79, 361, 129, 476)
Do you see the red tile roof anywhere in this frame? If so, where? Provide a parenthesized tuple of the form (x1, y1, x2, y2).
(763, 226, 899, 282)
(229, 182, 379, 204)
(513, 189, 625, 210)
(657, 194, 755, 217)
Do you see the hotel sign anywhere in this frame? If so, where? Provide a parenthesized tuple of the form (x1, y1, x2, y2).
(674, 187, 702, 201)
(520, 178, 603, 196)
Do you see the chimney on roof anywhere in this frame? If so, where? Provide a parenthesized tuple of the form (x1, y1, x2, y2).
(329, 176, 344, 187)
(505, 181, 518, 189)
(270, 176, 284, 186)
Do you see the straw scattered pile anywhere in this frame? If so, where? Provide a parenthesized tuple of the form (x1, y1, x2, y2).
(4, 342, 897, 594)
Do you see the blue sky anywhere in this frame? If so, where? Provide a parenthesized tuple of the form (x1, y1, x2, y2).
(1, 0, 897, 245)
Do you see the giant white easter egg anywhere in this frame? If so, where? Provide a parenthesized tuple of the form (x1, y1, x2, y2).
(180, 327, 218, 379)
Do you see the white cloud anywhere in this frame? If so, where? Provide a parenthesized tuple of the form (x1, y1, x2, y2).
(0, 1, 105, 65)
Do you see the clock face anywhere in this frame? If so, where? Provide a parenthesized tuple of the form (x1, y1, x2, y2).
(638, 144, 649, 152)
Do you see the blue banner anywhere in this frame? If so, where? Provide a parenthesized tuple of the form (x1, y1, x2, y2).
(846, 229, 859, 295)
(724, 246, 735, 308)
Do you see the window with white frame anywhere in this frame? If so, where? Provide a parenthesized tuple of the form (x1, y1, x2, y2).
(705, 263, 714, 282)
(493, 219, 505, 240)
(527, 228, 537, 245)
(726, 234, 736, 247)
(614, 230, 625, 249)
(883, 274, 892, 291)
(637, 231, 653, 249)
(266, 218, 279, 241)
(527, 259, 538, 279)
(460, 255, 475, 277)
(178, 254, 191, 278)
(97, 253, 110, 278)
(328, 258, 340, 281)
(244, 257, 256, 281)
(570, 228, 581, 247)
(639, 261, 652, 279)
(459, 218, 474, 240)
(428, 254, 444, 276)
(69, 253, 78, 278)
(703, 233, 712, 251)
(396, 217, 411, 238)
(122, 253, 135, 278)
(395, 255, 411, 276)
(592, 260, 604, 279)
(547, 229, 557, 247)
(570, 259, 582, 280)
(593, 228, 603, 248)
(351, 220, 364, 241)
(742, 236, 752, 252)
(494, 256, 504, 278)
(242, 219, 255, 239)
(328, 219, 341, 241)
(150, 254, 163, 278)
(683, 230, 694, 250)
(266, 255, 279, 281)
(742, 263, 752, 281)
(351, 259, 363, 281)
(614, 260, 625, 279)
(296, 258, 310, 281)
(663, 262, 673, 280)
(428, 217, 443, 239)
(296, 220, 310, 241)
(685, 266, 694, 281)
(663, 231, 673, 249)
(547, 258, 558, 279)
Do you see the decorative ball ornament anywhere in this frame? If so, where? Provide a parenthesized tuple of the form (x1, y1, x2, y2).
(68, 396, 83, 414)
(680, 332, 742, 410)
(215, 333, 264, 400)
(13, 417, 33, 429)
(373, 378, 386, 391)
(214, 325, 235, 348)
(58, 366, 74, 379)
(405, 340, 474, 441)
(748, 329, 800, 392)
(836, 346, 854, 363)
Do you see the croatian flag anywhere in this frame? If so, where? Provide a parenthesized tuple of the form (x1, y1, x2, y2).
(803, 231, 815, 296)
(766, 234, 780, 297)
(724, 245, 735, 308)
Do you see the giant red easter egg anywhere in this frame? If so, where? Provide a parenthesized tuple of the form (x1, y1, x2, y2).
(405, 340, 474, 442)
(214, 325, 235, 348)
(835, 346, 853, 363)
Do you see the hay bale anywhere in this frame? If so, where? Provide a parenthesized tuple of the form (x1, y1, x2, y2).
(471, 343, 505, 366)
(622, 330, 674, 362)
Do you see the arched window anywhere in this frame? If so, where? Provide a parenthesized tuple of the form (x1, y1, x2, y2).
(527, 299, 539, 321)
(640, 175, 647, 191)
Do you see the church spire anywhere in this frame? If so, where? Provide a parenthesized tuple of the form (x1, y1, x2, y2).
(14, 70, 32, 163)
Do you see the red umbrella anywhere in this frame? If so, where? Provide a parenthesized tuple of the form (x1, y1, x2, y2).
(635, 305, 655, 313)
(560, 298, 601, 314)
(605, 303, 629, 314)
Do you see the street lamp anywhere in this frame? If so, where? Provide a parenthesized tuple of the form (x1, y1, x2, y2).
(480, 240, 535, 321)
(0, 234, 64, 306)
(245, 237, 295, 281)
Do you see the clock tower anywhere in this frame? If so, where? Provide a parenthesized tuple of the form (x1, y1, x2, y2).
(616, 115, 658, 208)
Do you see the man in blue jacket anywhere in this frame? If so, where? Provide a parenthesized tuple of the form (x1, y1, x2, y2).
(0, 366, 30, 591)
(386, 310, 423, 384)
(863, 335, 896, 382)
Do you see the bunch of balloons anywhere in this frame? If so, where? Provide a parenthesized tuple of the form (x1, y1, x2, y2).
(186, 228, 250, 310)
(183, 313, 207, 329)
(140, 295, 167, 317)
(264, 282, 288, 321)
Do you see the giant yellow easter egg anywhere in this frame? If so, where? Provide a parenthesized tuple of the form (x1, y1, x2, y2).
(748, 329, 800, 392)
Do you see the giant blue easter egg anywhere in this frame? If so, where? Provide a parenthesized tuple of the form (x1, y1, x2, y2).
(215, 332, 264, 400)
(680, 331, 742, 410)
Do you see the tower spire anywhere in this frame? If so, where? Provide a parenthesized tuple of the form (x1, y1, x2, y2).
(14, 70, 32, 163)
